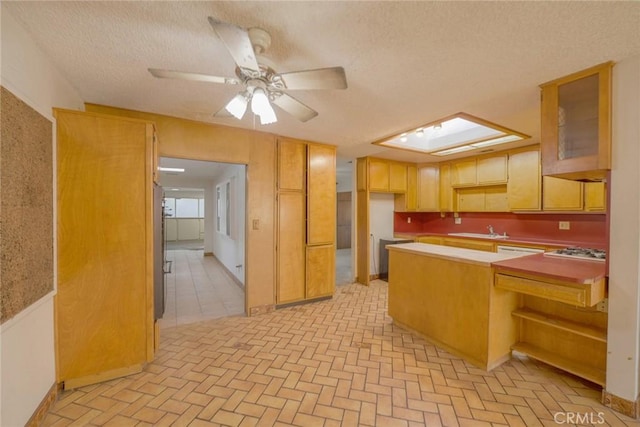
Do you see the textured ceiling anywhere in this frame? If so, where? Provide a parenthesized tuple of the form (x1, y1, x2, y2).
(4, 1, 640, 165)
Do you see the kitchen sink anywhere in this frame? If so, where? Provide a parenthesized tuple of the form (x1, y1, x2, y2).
(447, 232, 509, 240)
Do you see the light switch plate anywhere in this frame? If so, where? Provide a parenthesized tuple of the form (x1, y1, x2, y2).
(454, 217, 462, 225)
(559, 221, 570, 230)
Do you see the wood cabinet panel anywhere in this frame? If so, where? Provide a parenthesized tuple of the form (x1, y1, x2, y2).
(484, 187, 509, 212)
(389, 162, 407, 192)
(439, 163, 453, 212)
(417, 165, 439, 211)
(307, 143, 336, 245)
(417, 236, 442, 245)
(584, 182, 606, 211)
(277, 192, 306, 303)
(451, 159, 477, 187)
(306, 245, 335, 298)
(456, 187, 485, 212)
(477, 155, 508, 185)
(442, 237, 495, 252)
(508, 148, 541, 211)
(543, 176, 584, 211)
(55, 110, 153, 387)
(369, 158, 389, 192)
(278, 138, 306, 191)
(405, 165, 418, 211)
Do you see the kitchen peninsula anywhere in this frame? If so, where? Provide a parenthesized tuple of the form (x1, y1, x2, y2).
(387, 242, 527, 370)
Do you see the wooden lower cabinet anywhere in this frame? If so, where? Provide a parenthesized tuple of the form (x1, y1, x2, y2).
(306, 245, 335, 299)
(442, 237, 495, 252)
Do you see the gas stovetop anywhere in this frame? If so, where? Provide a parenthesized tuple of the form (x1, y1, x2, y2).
(544, 247, 606, 262)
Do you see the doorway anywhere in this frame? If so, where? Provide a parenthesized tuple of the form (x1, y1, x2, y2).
(157, 158, 246, 328)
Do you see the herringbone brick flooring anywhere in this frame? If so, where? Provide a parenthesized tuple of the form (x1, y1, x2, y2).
(42, 281, 638, 426)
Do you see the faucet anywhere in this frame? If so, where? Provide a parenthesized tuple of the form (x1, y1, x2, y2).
(487, 225, 495, 236)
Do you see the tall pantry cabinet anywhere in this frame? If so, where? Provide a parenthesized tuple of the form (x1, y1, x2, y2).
(276, 138, 336, 304)
(54, 109, 156, 389)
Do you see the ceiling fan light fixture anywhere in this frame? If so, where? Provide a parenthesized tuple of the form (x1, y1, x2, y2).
(225, 92, 249, 119)
(251, 88, 278, 124)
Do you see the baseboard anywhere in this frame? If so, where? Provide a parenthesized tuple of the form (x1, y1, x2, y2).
(212, 254, 245, 290)
(249, 304, 275, 316)
(602, 390, 640, 419)
(203, 251, 214, 257)
(26, 382, 58, 427)
(63, 364, 143, 390)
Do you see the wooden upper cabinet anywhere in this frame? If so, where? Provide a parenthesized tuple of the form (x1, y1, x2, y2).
(508, 148, 541, 211)
(307, 143, 336, 245)
(585, 182, 606, 212)
(540, 62, 613, 180)
(368, 158, 390, 192)
(278, 138, 306, 191)
(543, 176, 584, 211)
(477, 154, 508, 185)
(389, 162, 407, 192)
(356, 157, 368, 191)
(405, 165, 418, 211)
(451, 159, 477, 187)
(439, 163, 454, 212)
(417, 164, 439, 211)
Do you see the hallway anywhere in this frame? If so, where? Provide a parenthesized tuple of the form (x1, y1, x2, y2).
(42, 281, 635, 426)
(159, 248, 245, 329)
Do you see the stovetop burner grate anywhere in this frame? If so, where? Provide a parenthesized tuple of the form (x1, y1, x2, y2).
(544, 247, 606, 262)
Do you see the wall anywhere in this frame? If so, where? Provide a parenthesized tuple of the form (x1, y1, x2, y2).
(0, 6, 84, 426)
(369, 193, 395, 275)
(395, 211, 607, 248)
(607, 54, 640, 405)
(212, 164, 246, 285)
(85, 104, 276, 314)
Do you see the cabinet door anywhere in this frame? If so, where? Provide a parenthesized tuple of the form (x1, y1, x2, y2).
(585, 182, 606, 211)
(508, 149, 541, 211)
(540, 62, 612, 180)
(457, 188, 485, 212)
(477, 154, 508, 185)
(278, 138, 306, 191)
(56, 110, 153, 387)
(439, 163, 454, 212)
(451, 159, 477, 187)
(369, 158, 389, 192)
(543, 176, 583, 210)
(417, 165, 439, 211)
(307, 143, 336, 245)
(442, 238, 495, 252)
(417, 236, 442, 245)
(389, 162, 407, 192)
(405, 165, 418, 211)
(306, 245, 335, 298)
(277, 192, 306, 303)
(485, 187, 509, 212)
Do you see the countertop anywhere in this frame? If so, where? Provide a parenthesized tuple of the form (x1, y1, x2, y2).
(388, 242, 528, 267)
(491, 253, 606, 285)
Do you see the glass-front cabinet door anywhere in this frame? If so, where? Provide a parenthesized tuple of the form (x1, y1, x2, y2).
(540, 62, 612, 181)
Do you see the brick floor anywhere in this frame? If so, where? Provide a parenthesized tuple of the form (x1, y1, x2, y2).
(42, 281, 638, 426)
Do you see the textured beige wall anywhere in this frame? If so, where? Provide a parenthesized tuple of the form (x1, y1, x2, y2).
(0, 86, 53, 323)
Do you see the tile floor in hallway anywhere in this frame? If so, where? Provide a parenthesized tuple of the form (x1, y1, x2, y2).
(42, 281, 637, 427)
(159, 248, 245, 329)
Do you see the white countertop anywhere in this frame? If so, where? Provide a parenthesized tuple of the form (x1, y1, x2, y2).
(387, 242, 529, 266)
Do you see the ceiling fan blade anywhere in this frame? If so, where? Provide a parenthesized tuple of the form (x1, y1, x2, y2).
(148, 68, 240, 85)
(208, 17, 260, 73)
(277, 67, 347, 90)
(272, 93, 319, 122)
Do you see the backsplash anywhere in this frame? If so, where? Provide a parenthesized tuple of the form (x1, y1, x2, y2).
(394, 211, 607, 248)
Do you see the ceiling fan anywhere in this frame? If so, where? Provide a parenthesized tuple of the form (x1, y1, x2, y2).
(149, 17, 348, 125)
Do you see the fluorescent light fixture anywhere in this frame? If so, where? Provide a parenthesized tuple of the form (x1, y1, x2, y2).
(372, 112, 529, 156)
(225, 92, 249, 119)
(170, 188, 180, 191)
(251, 88, 278, 124)
(157, 167, 185, 172)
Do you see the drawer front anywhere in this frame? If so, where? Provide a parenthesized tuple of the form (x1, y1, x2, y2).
(495, 274, 587, 307)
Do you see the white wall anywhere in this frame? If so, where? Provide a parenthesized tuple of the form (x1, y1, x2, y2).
(1, 6, 84, 426)
(607, 54, 640, 403)
(369, 193, 395, 275)
(212, 164, 246, 285)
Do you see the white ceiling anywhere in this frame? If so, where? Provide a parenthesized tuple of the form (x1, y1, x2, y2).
(4, 1, 640, 165)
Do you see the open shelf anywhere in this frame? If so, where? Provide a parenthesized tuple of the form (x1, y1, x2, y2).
(512, 308, 607, 343)
(512, 342, 605, 386)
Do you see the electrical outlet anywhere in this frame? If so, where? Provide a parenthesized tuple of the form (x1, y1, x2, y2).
(596, 298, 608, 313)
(559, 221, 570, 230)
(252, 219, 260, 230)
(454, 217, 462, 225)
(407, 217, 411, 224)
